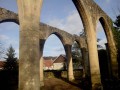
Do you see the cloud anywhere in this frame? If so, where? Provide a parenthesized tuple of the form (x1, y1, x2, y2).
(97, 38, 107, 49)
(0, 35, 9, 40)
(45, 10, 108, 55)
(43, 42, 65, 56)
(96, 21, 107, 48)
(96, 21, 104, 32)
(47, 10, 83, 35)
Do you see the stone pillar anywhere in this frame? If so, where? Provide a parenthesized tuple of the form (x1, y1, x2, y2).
(39, 39, 45, 87)
(65, 45, 74, 81)
(86, 30, 102, 89)
(81, 48, 90, 78)
(19, 30, 40, 90)
(17, 0, 43, 90)
(40, 57, 44, 87)
(72, 0, 102, 89)
(105, 43, 112, 78)
(107, 30, 118, 78)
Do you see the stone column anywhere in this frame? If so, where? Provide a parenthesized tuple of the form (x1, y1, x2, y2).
(72, 0, 102, 89)
(40, 57, 44, 86)
(39, 39, 45, 87)
(107, 28, 118, 78)
(86, 29, 102, 89)
(105, 43, 112, 78)
(81, 48, 90, 78)
(17, 0, 43, 90)
(65, 45, 74, 81)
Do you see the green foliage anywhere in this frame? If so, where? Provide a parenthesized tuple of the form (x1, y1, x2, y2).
(114, 15, 120, 28)
(113, 14, 120, 50)
(113, 27, 120, 50)
(4, 45, 18, 71)
(113, 14, 120, 77)
(72, 42, 82, 65)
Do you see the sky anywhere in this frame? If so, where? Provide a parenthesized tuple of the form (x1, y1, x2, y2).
(0, 0, 120, 60)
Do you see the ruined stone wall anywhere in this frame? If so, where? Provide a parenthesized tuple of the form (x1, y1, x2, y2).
(0, 7, 86, 47)
(0, 7, 18, 24)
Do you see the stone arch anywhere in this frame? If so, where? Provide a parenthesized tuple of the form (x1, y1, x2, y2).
(0, 9, 19, 53)
(71, 40, 82, 64)
(72, 39, 90, 78)
(96, 16, 118, 78)
(73, 40, 81, 48)
(39, 33, 67, 85)
(0, 8, 19, 24)
(39, 31, 66, 86)
(72, 0, 90, 31)
(72, 1, 103, 88)
(0, 19, 19, 24)
(0, 20, 18, 26)
(45, 32, 65, 46)
(96, 17, 111, 40)
(98, 17, 115, 47)
(16, 0, 117, 89)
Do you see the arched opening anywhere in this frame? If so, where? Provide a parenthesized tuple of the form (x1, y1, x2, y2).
(0, 22, 19, 90)
(40, 0, 87, 89)
(42, 34, 67, 85)
(0, 1, 19, 89)
(96, 18, 111, 81)
(71, 41, 83, 79)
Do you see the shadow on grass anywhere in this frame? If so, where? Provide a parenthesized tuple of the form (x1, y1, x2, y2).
(59, 76, 91, 90)
(47, 70, 91, 90)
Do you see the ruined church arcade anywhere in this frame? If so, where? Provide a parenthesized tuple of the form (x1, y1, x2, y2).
(0, 0, 118, 90)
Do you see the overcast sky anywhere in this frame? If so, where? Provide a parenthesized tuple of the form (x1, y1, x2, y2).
(0, 0, 120, 60)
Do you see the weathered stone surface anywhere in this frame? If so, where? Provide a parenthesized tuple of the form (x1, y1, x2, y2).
(0, 7, 19, 24)
(0, 0, 118, 89)
(0, 7, 86, 46)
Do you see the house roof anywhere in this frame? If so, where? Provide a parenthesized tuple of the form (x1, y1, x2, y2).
(53, 55, 66, 63)
(43, 54, 66, 67)
(43, 59, 53, 67)
(43, 56, 57, 60)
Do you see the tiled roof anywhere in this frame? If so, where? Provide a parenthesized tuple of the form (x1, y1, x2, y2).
(44, 60, 53, 67)
(43, 56, 57, 60)
(43, 55, 66, 67)
(53, 55, 66, 63)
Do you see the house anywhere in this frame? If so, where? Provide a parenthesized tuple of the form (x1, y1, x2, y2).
(53, 55, 67, 70)
(43, 59, 53, 70)
(43, 57, 55, 70)
(43, 55, 67, 70)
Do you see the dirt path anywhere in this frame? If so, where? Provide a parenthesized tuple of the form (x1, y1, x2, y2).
(41, 78, 82, 90)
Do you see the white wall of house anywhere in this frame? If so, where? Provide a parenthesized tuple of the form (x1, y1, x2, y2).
(53, 63, 64, 70)
(44, 66, 53, 70)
